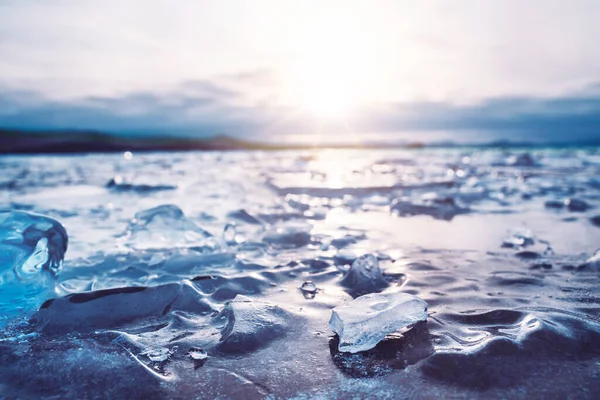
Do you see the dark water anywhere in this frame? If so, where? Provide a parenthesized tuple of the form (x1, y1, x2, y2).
(1, 148, 600, 399)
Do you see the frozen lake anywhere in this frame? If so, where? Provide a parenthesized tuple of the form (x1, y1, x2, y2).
(1, 147, 600, 399)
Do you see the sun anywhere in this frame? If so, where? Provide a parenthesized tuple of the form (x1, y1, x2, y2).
(288, 61, 357, 119)
(282, 14, 376, 121)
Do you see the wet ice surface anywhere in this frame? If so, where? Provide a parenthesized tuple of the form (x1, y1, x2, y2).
(1, 148, 600, 399)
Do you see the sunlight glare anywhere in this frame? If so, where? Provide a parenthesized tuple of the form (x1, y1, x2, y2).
(284, 14, 377, 120)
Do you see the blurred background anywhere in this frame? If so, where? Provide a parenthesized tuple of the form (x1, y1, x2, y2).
(1, 0, 599, 153)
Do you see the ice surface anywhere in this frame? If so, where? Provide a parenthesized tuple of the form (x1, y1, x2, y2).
(329, 292, 429, 353)
(34, 290, 291, 370)
(3, 149, 600, 398)
(120, 205, 216, 250)
(340, 254, 389, 295)
(0, 211, 68, 321)
(32, 281, 213, 334)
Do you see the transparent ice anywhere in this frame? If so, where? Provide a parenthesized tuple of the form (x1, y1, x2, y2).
(119, 204, 215, 250)
(329, 292, 428, 353)
(502, 227, 534, 248)
(188, 348, 208, 361)
(300, 280, 318, 299)
(300, 281, 317, 293)
(0, 211, 68, 323)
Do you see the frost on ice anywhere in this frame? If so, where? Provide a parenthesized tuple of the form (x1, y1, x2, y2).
(329, 292, 428, 353)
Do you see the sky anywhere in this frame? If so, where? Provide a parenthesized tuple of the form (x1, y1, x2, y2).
(1, 0, 599, 144)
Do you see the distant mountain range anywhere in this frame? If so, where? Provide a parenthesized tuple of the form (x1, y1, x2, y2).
(1, 128, 599, 154)
(0, 128, 425, 154)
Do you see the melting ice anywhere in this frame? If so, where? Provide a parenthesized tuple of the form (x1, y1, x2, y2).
(2, 148, 600, 398)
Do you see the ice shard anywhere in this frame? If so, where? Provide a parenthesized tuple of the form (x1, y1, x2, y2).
(340, 254, 390, 295)
(329, 292, 428, 353)
(0, 211, 68, 322)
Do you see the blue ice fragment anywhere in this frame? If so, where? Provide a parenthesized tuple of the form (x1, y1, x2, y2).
(0, 211, 68, 323)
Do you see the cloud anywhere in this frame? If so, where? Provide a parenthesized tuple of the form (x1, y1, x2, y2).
(0, 78, 599, 144)
(368, 96, 600, 126)
(0, 77, 261, 135)
(3, 1, 600, 104)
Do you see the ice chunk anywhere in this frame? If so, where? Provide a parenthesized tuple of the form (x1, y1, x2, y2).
(508, 153, 537, 167)
(329, 292, 428, 353)
(545, 198, 590, 212)
(227, 209, 262, 225)
(0, 211, 68, 321)
(140, 346, 173, 363)
(340, 254, 389, 295)
(223, 223, 238, 245)
(106, 176, 176, 193)
(300, 281, 318, 299)
(502, 227, 534, 248)
(213, 295, 287, 353)
(584, 249, 600, 270)
(391, 198, 468, 220)
(0, 211, 67, 274)
(32, 282, 213, 334)
(120, 205, 215, 250)
(564, 198, 589, 212)
(188, 347, 208, 361)
(188, 347, 209, 368)
(262, 222, 311, 248)
(545, 200, 565, 210)
(300, 281, 317, 293)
